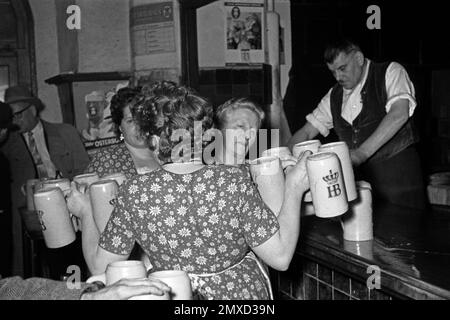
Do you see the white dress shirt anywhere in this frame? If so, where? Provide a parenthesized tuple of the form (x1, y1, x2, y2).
(23, 120, 57, 178)
(306, 59, 417, 137)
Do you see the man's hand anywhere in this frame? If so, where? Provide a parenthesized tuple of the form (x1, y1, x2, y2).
(350, 148, 368, 166)
(81, 278, 171, 300)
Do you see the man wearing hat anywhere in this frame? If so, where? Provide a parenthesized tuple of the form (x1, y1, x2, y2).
(0, 86, 89, 277)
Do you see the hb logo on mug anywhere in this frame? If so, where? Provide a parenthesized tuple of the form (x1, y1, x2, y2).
(322, 170, 342, 198)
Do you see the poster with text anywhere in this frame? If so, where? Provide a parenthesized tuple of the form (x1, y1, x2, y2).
(225, 1, 265, 65)
(130, 2, 176, 56)
(73, 80, 129, 153)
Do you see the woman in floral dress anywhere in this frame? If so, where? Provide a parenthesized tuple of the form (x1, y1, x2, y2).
(85, 86, 160, 179)
(67, 81, 310, 300)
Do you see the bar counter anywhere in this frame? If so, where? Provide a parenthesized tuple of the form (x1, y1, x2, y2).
(271, 202, 450, 300)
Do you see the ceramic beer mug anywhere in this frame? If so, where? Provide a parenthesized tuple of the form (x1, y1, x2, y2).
(72, 173, 100, 231)
(262, 146, 293, 161)
(103, 172, 127, 186)
(33, 187, 76, 248)
(292, 140, 321, 158)
(149, 270, 193, 300)
(306, 152, 348, 218)
(73, 172, 99, 188)
(106, 260, 147, 285)
(39, 178, 81, 231)
(40, 178, 71, 194)
(89, 179, 119, 233)
(319, 142, 357, 201)
(87, 260, 146, 285)
(293, 140, 321, 202)
(249, 156, 285, 217)
(86, 261, 169, 300)
(341, 181, 373, 241)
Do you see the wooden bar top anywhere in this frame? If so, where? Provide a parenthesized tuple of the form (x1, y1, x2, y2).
(297, 202, 450, 299)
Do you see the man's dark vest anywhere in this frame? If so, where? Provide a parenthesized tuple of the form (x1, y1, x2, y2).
(330, 61, 419, 163)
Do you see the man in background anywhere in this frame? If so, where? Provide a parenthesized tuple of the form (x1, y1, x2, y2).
(0, 86, 90, 278)
(288, 38, 425, 209)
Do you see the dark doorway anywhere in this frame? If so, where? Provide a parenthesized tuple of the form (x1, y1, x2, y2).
(0, 0, 36, 277)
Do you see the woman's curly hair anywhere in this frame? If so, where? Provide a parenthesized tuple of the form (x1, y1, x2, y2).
(132, 81, 213, 164)
(110, 86, 142, 137)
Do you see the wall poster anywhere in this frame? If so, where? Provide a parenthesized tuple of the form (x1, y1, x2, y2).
(72, 80, 129, 154)
(224, 1, 265, 65)
(130, 1, 176, 56)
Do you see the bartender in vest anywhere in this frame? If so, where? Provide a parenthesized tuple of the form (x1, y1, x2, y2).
(288, 37, 425, 209)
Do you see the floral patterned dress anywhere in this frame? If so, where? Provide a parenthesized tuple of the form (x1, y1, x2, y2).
(99, 165, 280, 300)
(85, 143, 137, 179)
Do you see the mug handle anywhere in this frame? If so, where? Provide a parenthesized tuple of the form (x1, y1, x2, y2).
(281, 157, 298, 170)
(86, 273, 106, 284)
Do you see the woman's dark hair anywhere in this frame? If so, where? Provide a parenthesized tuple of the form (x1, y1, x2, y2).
(214, 97, 265, 130)
(132, 81, 213, 164)
(110, 86, 142, 137)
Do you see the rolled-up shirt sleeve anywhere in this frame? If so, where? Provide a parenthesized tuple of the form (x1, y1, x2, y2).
(385, 62, 417, 116)
(305, 88, 334, 137)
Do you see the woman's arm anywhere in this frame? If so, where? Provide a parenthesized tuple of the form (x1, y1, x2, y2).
(252, 151, 310, 270)
(67, 183, 128, 274)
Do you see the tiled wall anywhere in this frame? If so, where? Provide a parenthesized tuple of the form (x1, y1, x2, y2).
(271, 254, 397, 300)
(198, 64, 272, 111)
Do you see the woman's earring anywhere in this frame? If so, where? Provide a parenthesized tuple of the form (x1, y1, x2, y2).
(119, 132, 124, 141)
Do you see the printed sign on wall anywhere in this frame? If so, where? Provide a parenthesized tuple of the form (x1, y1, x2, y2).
(130, 2, 176, 56)
(224, 1, 265, 66)
(73, 81, 129, 152)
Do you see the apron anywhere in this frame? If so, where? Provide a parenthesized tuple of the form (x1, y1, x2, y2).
(189, 251, 273, 300)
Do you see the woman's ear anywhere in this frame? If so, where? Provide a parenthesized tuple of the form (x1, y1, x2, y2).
(149, 135, 161, 163)
(149, 135, 160, 151)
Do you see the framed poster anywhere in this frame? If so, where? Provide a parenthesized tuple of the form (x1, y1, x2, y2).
(130, 1, 176, 56)
(224, 1, 265, 66)
(72, 80, 129, 151)
(45, 72, 131, 154)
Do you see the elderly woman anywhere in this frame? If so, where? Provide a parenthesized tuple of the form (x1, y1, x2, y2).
(68, 82, 310, 300)
(85, 86, 159, 178)
(214, 97, 264, 166)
